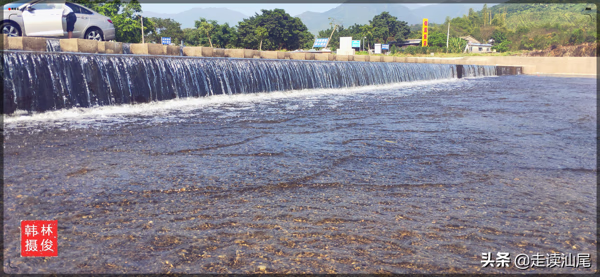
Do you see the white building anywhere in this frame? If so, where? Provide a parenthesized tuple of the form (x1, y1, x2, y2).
(460, 36, 492, 53)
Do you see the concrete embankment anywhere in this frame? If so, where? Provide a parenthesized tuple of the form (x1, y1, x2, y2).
(2, 35, 594, 76)
(414, 56, 597, 76)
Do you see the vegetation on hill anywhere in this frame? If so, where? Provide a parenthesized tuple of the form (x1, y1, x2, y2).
(521, 42, 597, 57)
(411, 3, 597, 53)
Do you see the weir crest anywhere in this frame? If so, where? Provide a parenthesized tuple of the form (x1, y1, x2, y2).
(3, 51, 498, 114)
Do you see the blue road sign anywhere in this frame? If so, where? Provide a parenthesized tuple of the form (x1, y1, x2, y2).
(162, 37, 171, 45)
(351, 40, 360, 48)
(382, 44, 389, 50)
(313, 38, 329, 48)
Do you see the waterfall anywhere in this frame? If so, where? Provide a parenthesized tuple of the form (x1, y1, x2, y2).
(122, 43, 131, 55)
(462, 64, 497, 77)
(2, 51, 498, 114)
(46, 39, 61, 52)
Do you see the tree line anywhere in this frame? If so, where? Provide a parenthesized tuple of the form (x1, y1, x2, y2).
(146, 9, 314, 50)
(71, 1, 412, 51)
(315, 12, 411, 51)
(146, 10, 412, 51)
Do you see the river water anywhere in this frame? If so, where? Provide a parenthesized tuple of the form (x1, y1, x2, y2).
(3, 75, 596, 274)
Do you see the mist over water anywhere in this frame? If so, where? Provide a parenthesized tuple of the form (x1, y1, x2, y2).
(3, 73, 595, 274)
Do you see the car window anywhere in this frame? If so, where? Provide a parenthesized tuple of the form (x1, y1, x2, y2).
(79, 6, 93, 15)
(65, 3, 80, 13)
(32, 2, 61, 10)
(66, 2, 93, 15)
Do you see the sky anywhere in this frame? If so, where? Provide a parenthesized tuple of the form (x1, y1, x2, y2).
(141, 3, 432, 16)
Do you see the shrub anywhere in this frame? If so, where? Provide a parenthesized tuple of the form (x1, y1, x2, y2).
(492, 41, 511, 52)
(568, 29, 584, 45)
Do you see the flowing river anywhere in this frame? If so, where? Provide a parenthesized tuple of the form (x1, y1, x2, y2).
(2, 55, 596, 273)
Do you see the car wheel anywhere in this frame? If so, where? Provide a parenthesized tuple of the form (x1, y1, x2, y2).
(1, 22, 21, 37)
(85, 28, 103, 41)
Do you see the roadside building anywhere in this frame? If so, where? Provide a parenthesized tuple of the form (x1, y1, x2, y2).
(392, 39, 422, 48)
(460, 36, 492, 53)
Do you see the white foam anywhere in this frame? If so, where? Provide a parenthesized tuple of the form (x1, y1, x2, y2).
(4, 78, 461, 130)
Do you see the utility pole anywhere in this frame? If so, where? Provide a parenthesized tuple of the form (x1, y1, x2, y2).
(363, 37, 366, 52)
(323, 24, 337, 51)
(141, 15, 144, 44)
(323, 17, 339, 51)
(446, 21, 450, 53)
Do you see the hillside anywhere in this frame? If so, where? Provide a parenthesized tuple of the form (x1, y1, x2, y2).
(521, 42, 597, 57)
(490, 3, 596, 30)
(422, 2, 599, 52)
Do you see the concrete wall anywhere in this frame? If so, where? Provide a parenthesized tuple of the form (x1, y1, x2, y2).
(213, 48, 225, 57)
(60, 39, 98, 54)
(4, 36, 46, 51)
(166, 45, 180, 56)
(420, 56, 596, 76)
(104, 42, 123, 54)
(225, 49, 244, 58)
(289, 52, 306, 60)
(130, 43, 148, 55)
(5, 37, 23, 50)
(5, 36, 592, 76)
(183, 47, 203, 57)
(260, 51, 278, 59)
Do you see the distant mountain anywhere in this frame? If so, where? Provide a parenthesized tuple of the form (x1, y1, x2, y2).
(143, 8, 247, 29)
(297, 4, 417, 35)
(297, 3, 491, 35)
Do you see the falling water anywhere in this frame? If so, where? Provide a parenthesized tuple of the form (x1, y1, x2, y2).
(46, 39, 61, 52)
(2, 51, 498, 114)
(122, 43, 131, 55)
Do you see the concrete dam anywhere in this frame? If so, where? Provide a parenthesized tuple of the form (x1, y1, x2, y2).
(2, 50, 519, 114)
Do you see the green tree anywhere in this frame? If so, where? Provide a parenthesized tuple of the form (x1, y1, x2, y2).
(237, 9, 313, 50)
(212, 23, 239, 48)
(369, 12, 410, 43)
(449, 16, 474, 37)
(77, 0, 155, 43)
(491, 29, 507, 44)
(147, 17, 183, 45)
(482, 4, 489, 26)
(360, 24, 374, 49)
(568, 28, 584, 45)
(492, 41, 511, 52)
(468, 8, 481, 26)
(448, 37, 467, 53)
(196, 18, 216, 48)
(182, 28, 202, 46)
(427, 31, 446, 48)
(491, 13, 506, 28)
(255, 26, 268, 51)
